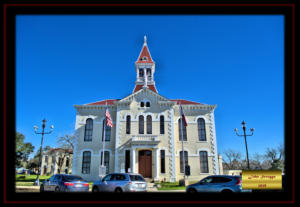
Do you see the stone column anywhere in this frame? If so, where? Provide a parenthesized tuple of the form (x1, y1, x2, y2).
(131, 148, 136, 173)
(155, 148, 160, 181)
(143, 68, 147, 87)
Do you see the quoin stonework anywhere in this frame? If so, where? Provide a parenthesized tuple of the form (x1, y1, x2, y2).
(72, 36, 223, 182)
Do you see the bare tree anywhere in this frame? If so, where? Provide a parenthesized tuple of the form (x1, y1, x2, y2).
(51, 134, 75, 174)
(264, 143, 284, 170)
(222, 149, 242, 170)
(57, 134, 75, 150)
(250, 153, 264, 170)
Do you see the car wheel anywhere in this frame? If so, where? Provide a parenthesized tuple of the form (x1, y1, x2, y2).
(221, 189, 233, 194)
(115, 188, 123, 193)
(55, 186, 60, 192)
(187, 188, 197, 193)
(40, 185, 44, 192)
(92, 186, 99, 193)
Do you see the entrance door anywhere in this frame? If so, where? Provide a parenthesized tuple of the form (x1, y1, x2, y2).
(138, 150, 152, 178)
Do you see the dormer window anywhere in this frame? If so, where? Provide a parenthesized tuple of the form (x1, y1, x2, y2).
(140, 102, 144, 107)
(141, 56, 148, 61)
(146, 102, 150, 107)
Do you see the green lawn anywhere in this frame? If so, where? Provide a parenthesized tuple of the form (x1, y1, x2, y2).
(16, 174, 51, 182)
(156, 181, 198, 191)
(16, 174, 51, 186)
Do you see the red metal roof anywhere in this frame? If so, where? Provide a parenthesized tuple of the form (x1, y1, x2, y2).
(136, 44, 154, 64)
(170, 99, 203, 105)
(133, 84, 157, 93)
(48, 148, 73, 153)
(86, 99, 119, 105)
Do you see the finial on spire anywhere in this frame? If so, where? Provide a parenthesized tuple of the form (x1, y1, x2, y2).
(144, 35, 147, 45)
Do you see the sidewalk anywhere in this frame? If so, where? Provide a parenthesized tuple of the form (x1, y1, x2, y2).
(16, 186, 40, 192)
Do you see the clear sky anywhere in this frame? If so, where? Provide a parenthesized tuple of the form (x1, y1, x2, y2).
(16, 15, 284, 159)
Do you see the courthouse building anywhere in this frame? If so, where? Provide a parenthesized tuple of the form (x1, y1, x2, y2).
(72, 37, 223, 182)
(41, 148, 73, 175)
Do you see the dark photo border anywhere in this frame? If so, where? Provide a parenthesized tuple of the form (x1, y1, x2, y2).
(2, 1, 296, 205)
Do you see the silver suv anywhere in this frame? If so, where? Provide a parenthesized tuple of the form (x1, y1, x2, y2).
(92, 173, 147, 193)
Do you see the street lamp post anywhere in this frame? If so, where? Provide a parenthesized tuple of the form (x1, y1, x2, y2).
(234, 121, 254, 170)
(33, 119, 54, 186)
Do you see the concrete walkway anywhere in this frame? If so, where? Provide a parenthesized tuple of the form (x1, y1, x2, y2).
(16, 186, 40, 192)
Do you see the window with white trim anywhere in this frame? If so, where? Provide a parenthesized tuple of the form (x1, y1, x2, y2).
(147, 115, 152, 134)
(139, 115, 144, 134)
(198, 118, 206, 141)
(178, 118, 187, 141)
(84, 118, 93, 141)
(82, 151, 91, 174)
(180, 151, 188, 173)
(200, 151, 209, 173)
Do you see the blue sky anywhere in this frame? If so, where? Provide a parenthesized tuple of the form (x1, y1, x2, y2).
(16, 15, 284, 159)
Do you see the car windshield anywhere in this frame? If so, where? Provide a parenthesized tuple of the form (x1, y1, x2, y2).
(63, 175, 84, 182)
(129, 175, 145, 181)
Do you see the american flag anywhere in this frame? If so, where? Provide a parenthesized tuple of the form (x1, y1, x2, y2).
(105, 108, 113, 128)
(179, 104, 188, 126)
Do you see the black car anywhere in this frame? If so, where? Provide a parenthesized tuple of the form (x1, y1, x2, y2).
(40, 174, 89, 192)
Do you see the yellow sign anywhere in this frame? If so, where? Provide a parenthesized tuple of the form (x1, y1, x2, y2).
(242, 170, 282, 189)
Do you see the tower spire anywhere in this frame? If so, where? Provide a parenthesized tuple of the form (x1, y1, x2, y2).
(133, 36, 157, 93)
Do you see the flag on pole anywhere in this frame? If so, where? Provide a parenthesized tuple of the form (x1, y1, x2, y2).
(105, 107, 113, 128)
(179, 104, 188, 126)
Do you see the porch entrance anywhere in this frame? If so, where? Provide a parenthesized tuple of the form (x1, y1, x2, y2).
(138, 150, 152, 178)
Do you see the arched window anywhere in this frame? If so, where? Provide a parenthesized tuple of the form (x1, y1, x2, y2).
(101, 151, 110, 174)
(200, 151, 209, 173)
(180, 151, 188, 173)
(84, 118, 93, 141)
(140, 102, 144, 107)
(126, 115, 131, 134)
(178, 118, 187, 141)
(146, 102, 150, 107)
(198, 118, 206, 141)
(139, 69, 144, 77)
(147, 68, 152, 80)
(44, 155, 48, 163)
(43, 166, 47, 175)
(160, 115, 165, 134)
(102, 119, 111, 142)
(82, 151, 91, 174)
(147, 115, 152, 134)
(139, 115, 144, 134)
(66, 157, 69, 167)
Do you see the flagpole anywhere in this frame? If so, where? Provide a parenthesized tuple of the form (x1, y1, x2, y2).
(101, 102, 107, 169)
(180, 104, 186, 182)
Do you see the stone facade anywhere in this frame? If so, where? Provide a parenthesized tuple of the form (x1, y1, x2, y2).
(41, 148, 73, 175)
(72, 37, 223, 182)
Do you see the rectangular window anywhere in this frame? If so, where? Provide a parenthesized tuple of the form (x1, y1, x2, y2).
(125, 150, 130, 173)
(82, 151, 91, 174)
(101, 151, 110, 174)
(139, 116, 144, 134)
(160, 150, 165, 173)
(179, 119, 187, 141)
(102, 121, 111, 142)
(180, 151, 188, 173)
(126, 116, 131, 134)
(84, 119, 93, 141)
(200, 151, 209, 173)
(66, 158, 69, 167)
(160, 116, 165, 134)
